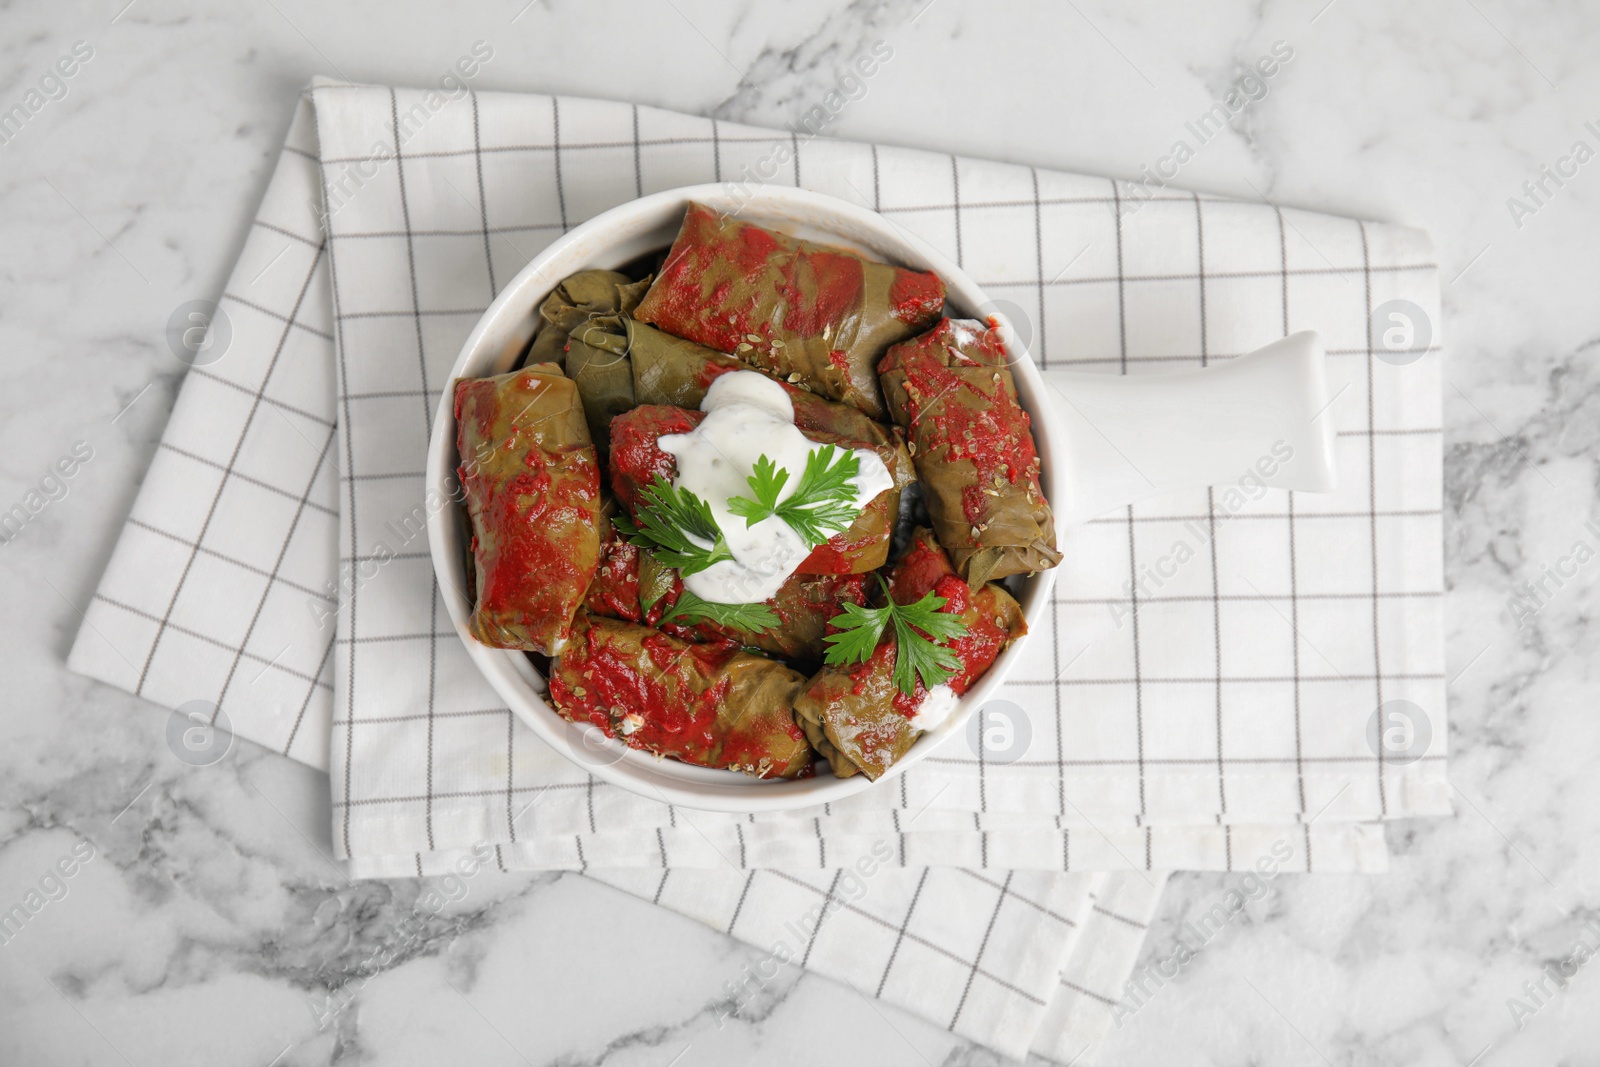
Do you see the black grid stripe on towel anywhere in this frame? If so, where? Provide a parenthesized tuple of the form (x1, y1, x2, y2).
(68, 108, 342, 768)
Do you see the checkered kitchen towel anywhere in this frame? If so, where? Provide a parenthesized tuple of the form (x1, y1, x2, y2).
(69, 79, 1446, 1060)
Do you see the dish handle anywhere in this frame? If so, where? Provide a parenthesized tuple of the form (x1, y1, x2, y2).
(1043, 331, 1338, 524)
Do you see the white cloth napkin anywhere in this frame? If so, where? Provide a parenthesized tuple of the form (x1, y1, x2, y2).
(68, 83, 1447, 1061)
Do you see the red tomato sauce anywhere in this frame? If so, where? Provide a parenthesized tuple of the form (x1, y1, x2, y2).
(881, 320, 1042, 522)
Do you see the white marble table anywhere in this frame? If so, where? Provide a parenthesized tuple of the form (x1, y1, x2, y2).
(3, 1, 1596, 1063)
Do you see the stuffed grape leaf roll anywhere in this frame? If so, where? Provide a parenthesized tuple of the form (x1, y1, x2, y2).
(523, 269, 651, 369)
(623, 317, 889, 444)
(606, 404, 704, 514)
(633, 202, 945, 420)
(627, 318, 744, 407)
(565, 312, 742, 455)
(878, 318, 1062, 587)
(584, 465, 872, 661)
(795, 527, 1027, 780)
(570, 308, 892, 448)
(653, 567, 870, 662)
(571, 307, 900, 460)
(550, 612, 813, 779)
(454, 363, 602, 655)
(563, 314, 636, 457)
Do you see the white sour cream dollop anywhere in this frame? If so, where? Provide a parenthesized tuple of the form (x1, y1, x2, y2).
(908, 684, 960, 733)
(658, 371, 893, 604)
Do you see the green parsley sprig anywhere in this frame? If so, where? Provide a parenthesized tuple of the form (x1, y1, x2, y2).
(822, 577, 969, 697)
(659, 588, 779, 634)
(612, 475, 734, 577)
(727, 445, 861, 548)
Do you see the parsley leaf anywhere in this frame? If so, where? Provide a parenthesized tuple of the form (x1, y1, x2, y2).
(659, 588, 779, 633)
(727, 445, 862, 547)
(728, 455, 788, 521)
(821, 577, 970, 697)
(888, 606, 964, 697)
(613, 476, 735, 577)
(819, 600, 893, 663)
